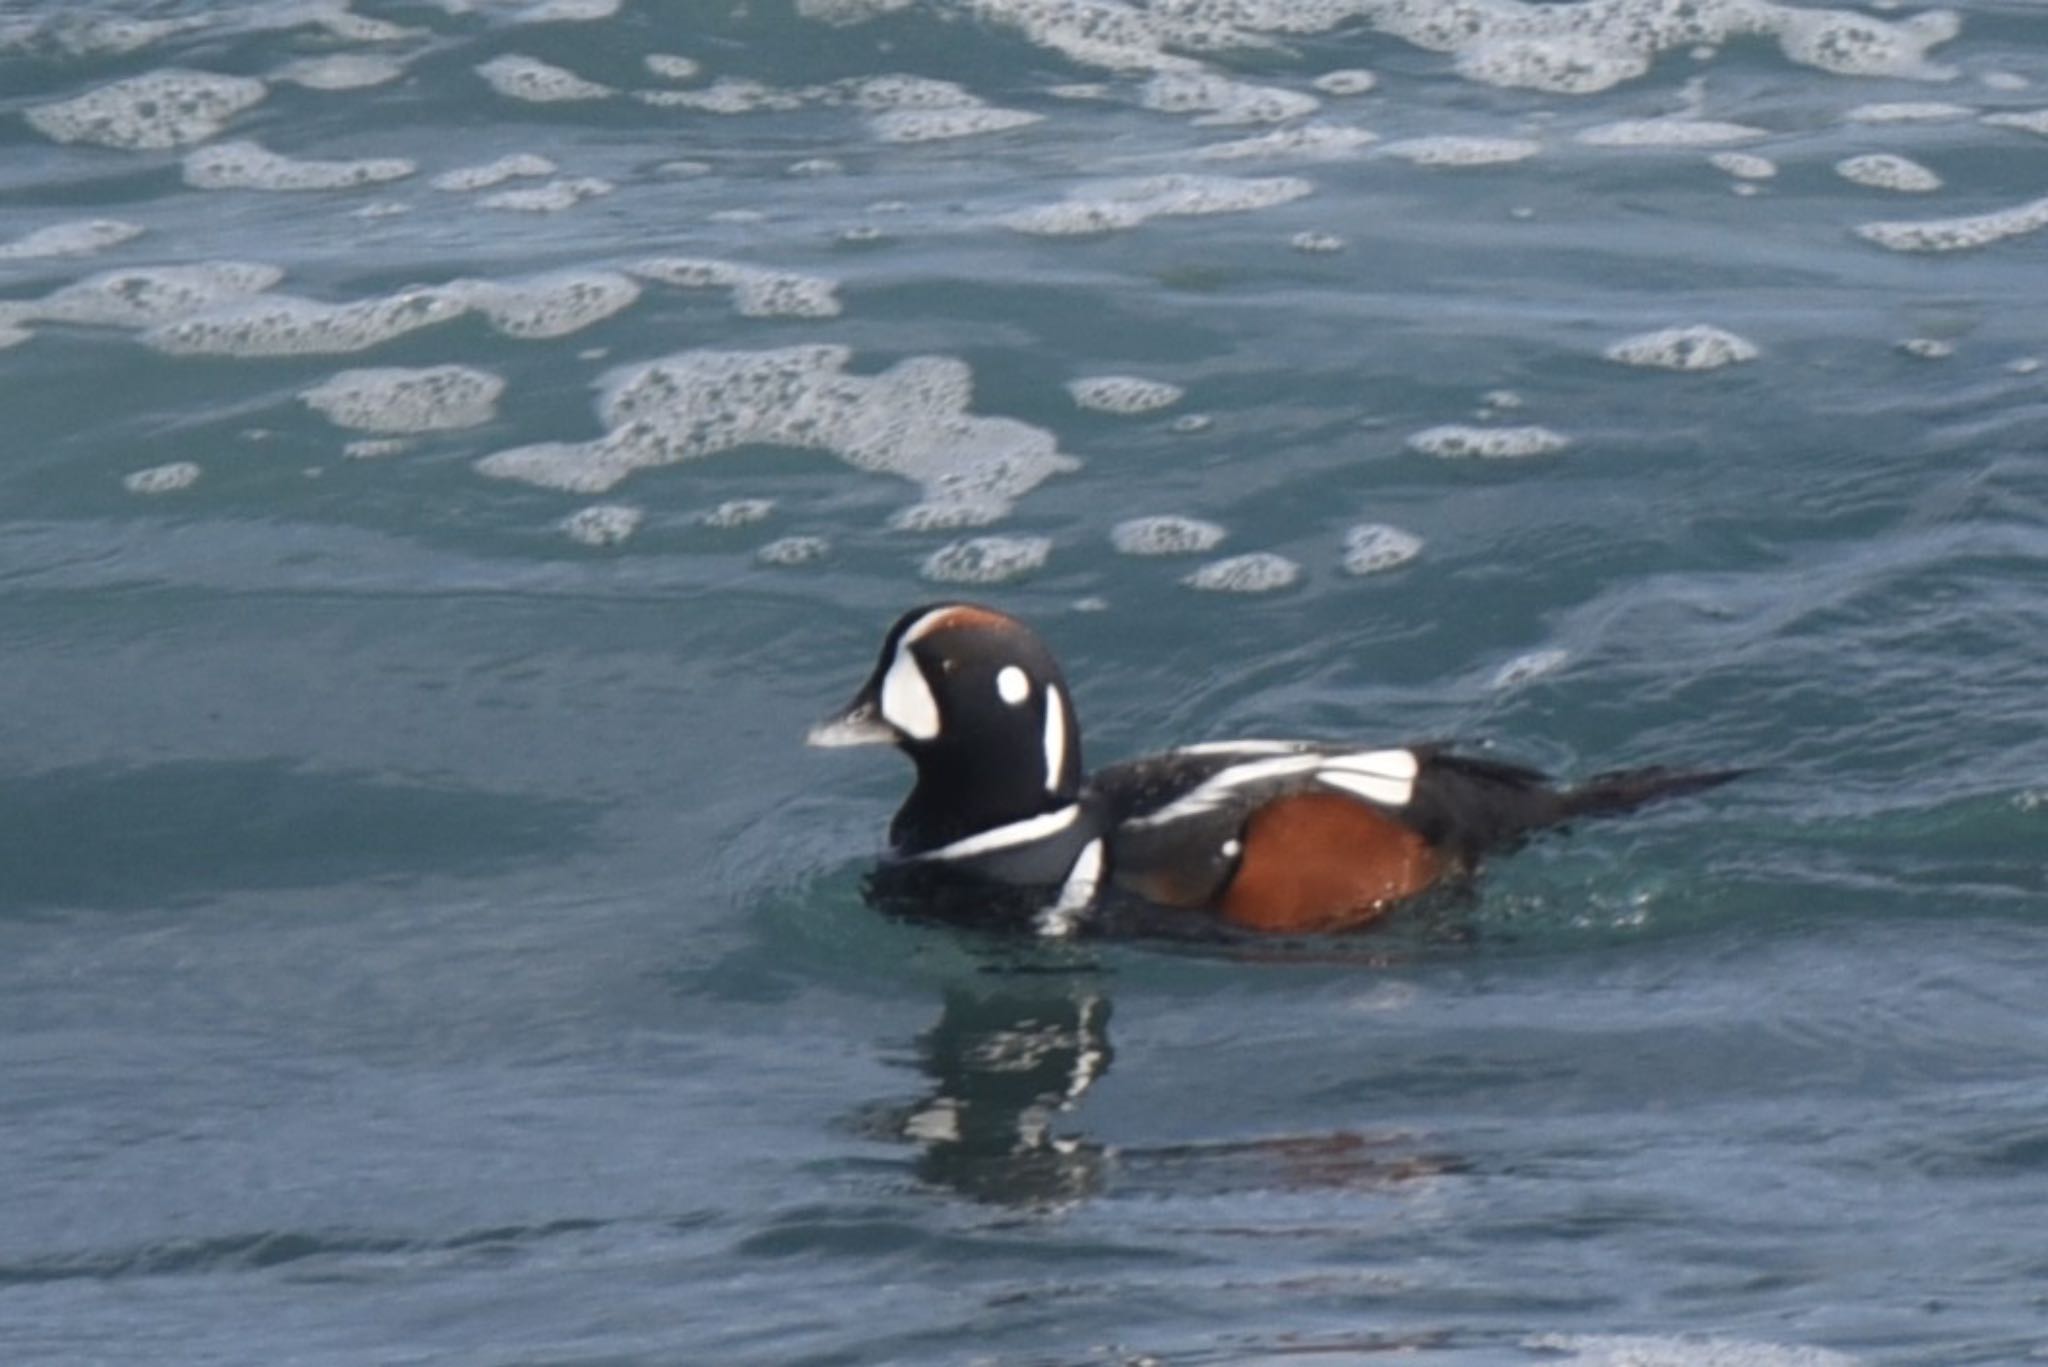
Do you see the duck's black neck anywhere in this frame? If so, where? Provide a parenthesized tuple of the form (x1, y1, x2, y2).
(890, 738, 1084, 853)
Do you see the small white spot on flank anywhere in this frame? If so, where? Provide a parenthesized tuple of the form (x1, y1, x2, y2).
(997, 664, 1030, 706)
(1222, 839, 1242, 859)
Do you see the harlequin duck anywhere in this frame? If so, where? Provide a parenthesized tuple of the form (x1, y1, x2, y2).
(809, 603, 1741, 937)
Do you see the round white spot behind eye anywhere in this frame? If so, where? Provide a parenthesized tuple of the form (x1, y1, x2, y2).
(996, 665, 1030, 706)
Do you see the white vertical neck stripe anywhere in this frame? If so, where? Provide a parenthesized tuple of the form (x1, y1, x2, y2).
(1042, 684, 1068, 794)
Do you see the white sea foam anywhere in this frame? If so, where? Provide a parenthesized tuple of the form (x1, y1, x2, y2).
(1185, 551, 1300, 593)
(1856, 196, 2048, 253)
(1709, 151, 1777, 179)
(1291, 231, 1346, 253)
(633, 258, 841, 318)
(27, 69, 267, 149)
(1313, 69, 1377, 95)
(1491, 648, 1570, 690)
(921, 536, 1051, 584)
(644, 54, 702, 80)
(1897, 337, 1954, 359)
(1381, 136, 1541, 166)
(123, 461, 202, 494)
(1200, 124, 1378, 162)
(184, 140, 415, 191)
(1141, 72, 1320, 126)
(476, 54, 612, 102)
(475, 346, 1077, 521)
(871, 107, 1043, 142)
(888, 499, 1009, 531)
(1068, 375, 1183, 414)
(1578, 119, 1768, 147)
(23, 262, 284, 328)
(701, 498, 774, 528)
(301, 365, 505, 433)
(1983, 110, 2048, 137)
(275, 54, 405, 90)
(452, 271, 641, 338)
(1845, 101, 1973, 123)
(758, 535, 833, 566)
(1341, 523, 1423, 574)
(1111, 516, 1225, 556)
(141, 283, 471, 357)
(1007, 174, 1314, 236)
(0, 219, 142, 260)
(1836, 152, 1941, 192)
(637, 79, 805, 113)
(1523, 1331, 1860, 1367)
(1408, 424, 1569, 459)
(1605, 324, 1759, 370)
(432, 154, 557, 191)
(480, 178, 613, 212)
(563, 504, 642, 546)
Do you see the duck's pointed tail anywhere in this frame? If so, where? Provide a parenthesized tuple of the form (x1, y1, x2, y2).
(1555, 765, 1753, 820)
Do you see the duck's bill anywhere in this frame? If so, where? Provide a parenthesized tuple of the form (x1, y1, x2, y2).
(806, 698, 895, 748)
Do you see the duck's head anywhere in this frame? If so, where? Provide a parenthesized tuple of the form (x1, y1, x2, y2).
(809, 603, 1083, 852)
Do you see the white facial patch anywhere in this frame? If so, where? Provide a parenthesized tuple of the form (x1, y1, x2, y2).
(1042, 684, 1068, 793)
(996, 665, 1030, 706)
(878, 643, 940, 741)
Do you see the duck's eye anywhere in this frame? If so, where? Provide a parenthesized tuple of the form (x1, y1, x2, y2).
(996, 665, 1030, 706)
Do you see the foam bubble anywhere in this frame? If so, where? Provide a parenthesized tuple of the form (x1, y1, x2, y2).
(1984, 110, 2048, 137)
(1522, 1332, 1860, 1367)
(1185, 551, 1299, 593)
(1856, 195, 2048, 253)
(1578, 119, 1767, 147)
(1341, 523, 1423, 574)
(644, 54, 702, 80)
(453, 271, 641, 339)
(562, 504, 642, 546)
(1709, 151, 1777, 179)
(1291, 231, 1346, 253)
(184, 140, 415, 191)
(888, 500, 1009, 531)
(1313, 69, 1377, 95)
(1491, 648, 1568, 690)
(432, 154, 557, 191)
(1455, 36, 1650, 93)
(921, 536, 1050, 584)
(275, 54, 405, 90)
(1408, 424, 1569, 459)
(1845, 101, 1973, 123)
(301, 365, 505, 432)
(1201, 124, 1378, 161)
(1007, 174, 1314, 236)
(633, 258, 841, 318)
(701, 498, 774, 528)
(1141, 72, 1319, 126)
(1836, 152, 1940, 192)
(871, 107, 1043, 142)
(144, 286, 468, 357)
(123, 461, 201, 494)
(1381, 136, 1541, 166)
(1169, 413, 1214, 433)
(1111, 515, 1225, 556)
(480, 178, 613, 212)
(476, 346, 1076, 521)
(0, 219, 143, 260)
(519, 0, 620, 18)
(26, 262, 284, 328)
(1897, 337, 1954, 359)
(1605, 324, 1759, 370)
(344, 438, 411, 460)
(758, 535, 832, 566)
(637, 79, 804, 113)
(27, 69, 267, 150)
(788, 158, 843, 176)
(1068, 375, 1183, 414)
(476, 55, 612, 102)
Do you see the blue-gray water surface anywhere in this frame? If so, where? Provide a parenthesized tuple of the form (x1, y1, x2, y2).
(3, 2, 2046, 1364)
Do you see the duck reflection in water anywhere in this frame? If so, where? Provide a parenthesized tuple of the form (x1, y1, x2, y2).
(868, 968, 1464, 1210)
